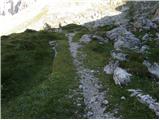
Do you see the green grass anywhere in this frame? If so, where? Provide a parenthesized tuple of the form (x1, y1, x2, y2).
(62, 24, 88, 33)
(1, 30, 85, 118)
(79, 39, 158, 118)
(144, 40, 159, 63)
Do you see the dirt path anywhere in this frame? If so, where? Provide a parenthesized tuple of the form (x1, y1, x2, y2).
(67, 33, 114, 118)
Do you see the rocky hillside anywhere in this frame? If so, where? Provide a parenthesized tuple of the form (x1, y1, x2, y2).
(1, 1, 159, 119)
(0, 0, 126, 35)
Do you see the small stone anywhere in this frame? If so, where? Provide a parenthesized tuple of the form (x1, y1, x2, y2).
(121, 96, 126, 100)
(87, 111, 93, 117)
(77, 103, 81, 106)
(79, 85, 83, 89)
(103, 100, 109, 105)
(143, 60, 159, 78)
(91, 70, 94, 73)
(142, 34, 149, 41)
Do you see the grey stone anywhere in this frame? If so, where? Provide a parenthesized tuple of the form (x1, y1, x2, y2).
(135, 17, 157, 30)
(142, 33, 150, 41)
(143, 60, 159, 78)
(140, 45, 149, 53)
(77, 103, 81, 106)
(80, 34, 92, 43)
(103, 100, 109, 105)
(128, 89, 159, 116)
(121, 96, 126, 100)
(106, 27, 141, 50)
(111, 50, 128, 61)
(113, 67, 132, 86)
(104, 60, 119, 74)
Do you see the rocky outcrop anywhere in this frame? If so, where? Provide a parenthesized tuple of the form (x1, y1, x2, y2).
(128, 89, 159, 116)
(106, 27, 141, 50)
(133, 16, 157, 30)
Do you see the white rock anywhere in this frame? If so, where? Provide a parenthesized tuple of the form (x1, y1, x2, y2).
(104, 60, 119, 74)
(140, 45, 149, 53)
(114, 39, 124, 50)
(103, 100, 109, 105)
(111, 50, 127, 61)
(128, 89, 159, 116)
(77, 103, 81, 106)
(79, 85, 83, 89)
(113, 67, 132, 86)
(91, 70, 94, 73)
(121, 96, 126, 100)
(143, 60, 159, 78)
(80, 34, 92, 43)
(142, 33, 150, 41)
(106, 27, 140, 50)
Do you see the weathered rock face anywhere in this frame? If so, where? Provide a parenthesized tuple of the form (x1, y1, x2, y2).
(0, 0, 36, 16)
(128, 89, 159, 116)
(106, 27, 141, 50)
(143, 60, 159, 78)
(113, 67, 132, 86)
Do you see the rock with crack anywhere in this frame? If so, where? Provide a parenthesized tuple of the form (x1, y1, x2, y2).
(143, 60, 159, 78)
(113, 67, 132, 86)
(111, 50, 128, 61)
(128, 89, 159, 116)
(104, 60, 119, 74)
(106, 27, 141, 50)
(80, 34, 92, 44)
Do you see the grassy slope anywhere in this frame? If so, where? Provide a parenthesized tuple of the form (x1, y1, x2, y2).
(1, 30, 85, 118)
(76, 25, 158, 118)
(1, 22, 158, 119)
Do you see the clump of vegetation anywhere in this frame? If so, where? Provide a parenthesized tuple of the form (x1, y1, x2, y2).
(62, 24, 88, 33)
(1, 30, 85, 118)
(144, 40, 159, 63)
